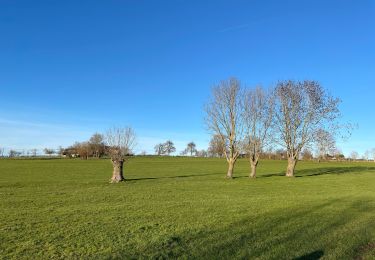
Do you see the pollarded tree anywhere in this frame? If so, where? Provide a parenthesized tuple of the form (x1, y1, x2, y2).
(106, 127, 136, 183)
(273, 80, 341, 177)
(205, 77, 245, 178)
(243, 86, 274, 178)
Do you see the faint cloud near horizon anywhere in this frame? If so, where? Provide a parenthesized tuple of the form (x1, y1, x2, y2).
(0, 118, 93, 151)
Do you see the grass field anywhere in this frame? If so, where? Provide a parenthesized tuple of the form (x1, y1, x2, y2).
(1, 157, 375, 259)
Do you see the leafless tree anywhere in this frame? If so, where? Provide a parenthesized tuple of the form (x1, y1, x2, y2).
(44, 148, 55, 156)
(196, 149, 208, 157)
(243, 86, 274, 178)
(301, 148, 314, 160)
(30, 148, 38, 157)
(371, 148, 375, 162)
(315, 129, 336, 161)
(0, 147, 4, 157)
(273, 80, 341, 177)
(205, 77, 245, 178)
(363, 150, 370, 161)
(106, 127, 136, 183)
(9, 150, 21, 158)
(185, 142, 197, 156)
(333, 148, 345, 161)
(89, 133, 105, 158)
(350, 151, 359, 161)
(154, 143, 165, 155)
(208, 134, 225, 158)
(164, 140, 176, 155)
(72, 142, 91, 159)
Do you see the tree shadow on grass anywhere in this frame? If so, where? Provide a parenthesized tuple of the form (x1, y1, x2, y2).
(295, 166, 375, 178)
(126, 166, 375, 182)
(125, 172, 222, 181)
(293, 250, 324, 260)
(258, 166, 375, 179)
(109, 198, 375, 259)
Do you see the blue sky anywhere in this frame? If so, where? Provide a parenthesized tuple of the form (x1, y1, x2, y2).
(0, 0, 374, 156)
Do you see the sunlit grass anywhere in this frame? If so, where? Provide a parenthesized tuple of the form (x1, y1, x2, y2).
(1, 157, 374, 259)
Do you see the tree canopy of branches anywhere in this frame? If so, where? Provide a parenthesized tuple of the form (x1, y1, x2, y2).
(154, 141, 176, 156)
(208, 134, 225, 158)
(9, 150, 21, 158)
(350, 151, 359, 161)
(301, 148, 314, 160)
(43, 148, 55, 156)
(243, 86, 274, 178)
(89, 133, 105, 158)
(154, 143, 165, 155)
(106, 127, 136, 183)
(164, 140, 176, 155)
(72, 142, 91, 159)
(0, 147, 5, 157)
(273, 80, 341, 176)
(315, 129, 336, 160)
(185, 142, 197, 156)
(205, 77, 245, 178)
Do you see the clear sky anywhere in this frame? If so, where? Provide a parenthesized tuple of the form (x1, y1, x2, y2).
(0, 0, 374, 156)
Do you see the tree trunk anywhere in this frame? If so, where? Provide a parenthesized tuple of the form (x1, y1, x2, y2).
(226, 160, 235, 178)
(286, 157, 297, 177)
(249, 160, 257, 178)
(111, 159, 124, 183)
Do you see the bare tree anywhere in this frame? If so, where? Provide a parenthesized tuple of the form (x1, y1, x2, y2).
(196, 149, 208, 157)
(0, 147, 4, 157)
(185, 142, 197, 156)
(273, 80, 341, 177)
(333, 148, 345, 161)
(205, 77, 245, 178)
(72, 142, 91, 159)
(208, 134, 225, 158)
(44, 148, 55, 156)
(9, 150, 21, 158)
(154, 143, 165, 155)
(301, 148, 314, 160)
(89, 133, 105, 158)
(243, 86, 274, 178)
(350, 151, 359, 161)
(30, 148, 38, 157)
(363, 150, 370, 161)
(315, 129, 336, 161)
(106, 127, 136, 183)
(164, 140, 176, 155)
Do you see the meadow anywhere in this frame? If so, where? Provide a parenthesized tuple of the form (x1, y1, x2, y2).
(0, 157, 375, 259)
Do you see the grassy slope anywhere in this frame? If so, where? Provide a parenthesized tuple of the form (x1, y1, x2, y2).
(0, 157, 375, 259)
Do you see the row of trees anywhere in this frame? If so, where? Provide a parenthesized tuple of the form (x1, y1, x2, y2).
(205, 77, 349, 178)
(61, 133, 106, 159)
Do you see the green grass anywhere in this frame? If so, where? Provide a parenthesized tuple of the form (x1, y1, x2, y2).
(1, 157, 375, 259)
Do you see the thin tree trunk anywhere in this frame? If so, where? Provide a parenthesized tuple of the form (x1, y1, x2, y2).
(111, 159, 124, 183)
(226, 160, 235, 178)
(249, 160, 258, 178)
(286, 157, 297, 177)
